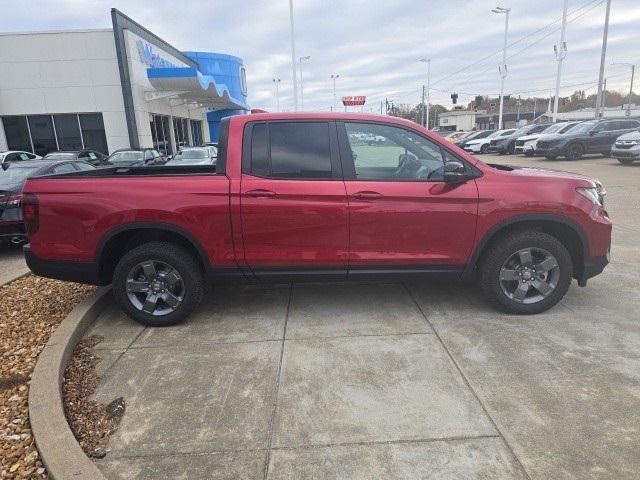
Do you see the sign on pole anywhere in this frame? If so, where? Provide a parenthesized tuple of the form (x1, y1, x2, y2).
(342, 96, 366, 106)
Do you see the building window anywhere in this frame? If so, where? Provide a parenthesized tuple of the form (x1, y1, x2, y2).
(173, 117, 189, 149)
(2, 113, 107, 156)
(150, 114, 172, 156)
(28, 115, 57, 157)
(78, 114, 108, 154)
(190, 120, 202, 146)
(2, 116, 32, 153)
(54, 114, 83, 150)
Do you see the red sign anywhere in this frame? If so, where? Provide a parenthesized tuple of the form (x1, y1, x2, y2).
(342, 96, 366, 106)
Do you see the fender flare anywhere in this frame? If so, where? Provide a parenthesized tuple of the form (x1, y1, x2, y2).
(463, 214, 590, 279)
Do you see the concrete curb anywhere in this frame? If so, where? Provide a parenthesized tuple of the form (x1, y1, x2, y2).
(0, 271, 30, 288)
(29, 287, 112, 480)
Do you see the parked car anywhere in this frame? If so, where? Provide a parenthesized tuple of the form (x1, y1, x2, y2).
(1, 159, 95, 244)
(106, 148, 166, 167)
(22, 113, 611, 326)
(515, 122, 580, 155)
(465, 129, 516, 154)
(610, 130, 640, 165)
(535, 119, 640, 160)
(0, 151, 41, 166)
(454, 130, 496, 149)
(444, 131, 468, 142)
(44, 149, 109, 166)
(491, 124, 553, 154)
(166, 147, 215, 165)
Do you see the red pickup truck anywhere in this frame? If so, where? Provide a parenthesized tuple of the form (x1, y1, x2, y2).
(22, 113, 612, 326)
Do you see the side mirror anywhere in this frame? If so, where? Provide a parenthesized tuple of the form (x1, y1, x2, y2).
(589, 129, 600, 135)
(1, 162, 9, 171)
(443, 161, 467, 184)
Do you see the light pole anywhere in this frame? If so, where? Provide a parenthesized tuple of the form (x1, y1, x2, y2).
(273, 78, 281, 111)
(492, 6, 510, 130)
(595, 0, 611, 118)
(299, 55, 311, 110)
(612, 62, 636, 116)
(331, 74, 340, 111)
(288, 0, 299, 111)
(552, 0, 568, 122)
(419, 58, 431, 129)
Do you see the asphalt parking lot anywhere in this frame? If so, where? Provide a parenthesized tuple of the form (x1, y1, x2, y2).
(14, 153, 640, 479)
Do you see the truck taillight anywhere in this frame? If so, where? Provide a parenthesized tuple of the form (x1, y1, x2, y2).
(22, 193, 39, 236)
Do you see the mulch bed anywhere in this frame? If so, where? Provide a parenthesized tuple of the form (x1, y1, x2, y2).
(0, 276, 94, 479)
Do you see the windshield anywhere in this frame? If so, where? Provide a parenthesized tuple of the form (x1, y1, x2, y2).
(175, 149, 209, 159)
(44, 152, 76, 160)
(567, 121, 597, 134)
(0, 166, 38, 186)
(108, 151, 143, 163)
(542, 123, 568, 134)
(513, 126, 531, 136)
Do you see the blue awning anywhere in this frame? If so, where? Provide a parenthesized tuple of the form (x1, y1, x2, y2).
(146, 67, 249, 111)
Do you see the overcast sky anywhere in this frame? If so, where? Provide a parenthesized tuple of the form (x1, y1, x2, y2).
(1, 0, 639, 112)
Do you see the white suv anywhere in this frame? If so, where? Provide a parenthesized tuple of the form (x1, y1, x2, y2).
(464, 129, 515, 154)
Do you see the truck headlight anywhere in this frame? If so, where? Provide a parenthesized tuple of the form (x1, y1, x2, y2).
(576, 182, 606, 208)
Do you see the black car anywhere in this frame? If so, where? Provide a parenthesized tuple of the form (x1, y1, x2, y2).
(0, 160, 95, 244)
(106, 148, 167, 167)
(453, 130, 495, 149)
(44, 149, 109, 166)
(491, 124, 553, 154)
(535, 118, 640, 160)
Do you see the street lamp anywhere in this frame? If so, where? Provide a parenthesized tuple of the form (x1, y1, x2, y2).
(611, 62, 637, 117)
(492, 6, 510, 130)
(299, 55, 311, 110)
(273, 78, 281, 111)
(419, 58, 431, 129)
(331, 74, 340, 111)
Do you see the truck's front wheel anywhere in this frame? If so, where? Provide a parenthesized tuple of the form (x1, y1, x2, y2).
(112, 242, 204, 327)
(479, 231, 573, 314)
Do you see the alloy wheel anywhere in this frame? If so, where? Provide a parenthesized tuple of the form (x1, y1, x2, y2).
(125, 260, 185, 316)
(499, 247, 560, 304)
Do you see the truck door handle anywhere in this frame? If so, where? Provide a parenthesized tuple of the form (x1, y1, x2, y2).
(352, 191, 383, 200)
(245, 189, 276, 198)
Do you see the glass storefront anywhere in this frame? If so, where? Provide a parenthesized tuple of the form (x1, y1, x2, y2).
(150, 114, 172, 156)
(173, 117, 189, 149)
(191, 120, 202, 145)
(1, 113, 108, 156)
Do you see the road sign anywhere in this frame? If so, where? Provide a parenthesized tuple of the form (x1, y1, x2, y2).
(342, 96, 366, 106)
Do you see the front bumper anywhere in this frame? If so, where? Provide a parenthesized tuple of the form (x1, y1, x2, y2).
(611, 145, 640, 159)
(534, 145, 564, 157)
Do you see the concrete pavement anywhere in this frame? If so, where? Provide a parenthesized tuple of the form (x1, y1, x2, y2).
(87, 154, 639, 479)
(0, 243, 28, 285)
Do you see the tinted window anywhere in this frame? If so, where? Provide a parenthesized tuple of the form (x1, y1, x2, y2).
(54, 114, 82, 150)
(250, 123, 269, 176)
(28, 115, 57, 156)
(79, 114, 108, 155)
(345, 122, 445, 181)
(2, 116, 32, 152)
(74, 162, 96, 171)
(269, 122, 332, 178)
(620, 120, 640, 129)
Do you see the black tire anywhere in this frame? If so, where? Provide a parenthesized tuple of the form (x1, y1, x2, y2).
(480, 144, 489, 154)
(564, 143, 584, 160)
(524, 150, 534, 157)
(545, 155, 557, 160)
(617, 158, 634, 165)
(112, 241, 204, 327)
(507, 142, 516, 155)
(479, 230, 573, 314)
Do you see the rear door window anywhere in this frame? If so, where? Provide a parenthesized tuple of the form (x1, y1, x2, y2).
(244, 122, 335, 179)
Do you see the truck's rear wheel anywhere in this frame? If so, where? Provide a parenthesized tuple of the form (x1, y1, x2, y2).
(112, 242, 204, 327)
(479, 231, 572, 314)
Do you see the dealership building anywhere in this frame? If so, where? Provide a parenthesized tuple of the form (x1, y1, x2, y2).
(0, 9, 249, 157)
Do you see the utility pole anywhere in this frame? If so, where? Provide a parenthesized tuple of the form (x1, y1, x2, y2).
(273, 78, 281, 111)
(629, 65, 635, 116)
(419, 58, 431, 129)
(299, 55, 310, 110)
(595, 0, 611, 119)
(492, 7, 511, 129)
(601, 78, 607, 111)
(288, 0, 299, 111)
(331, 74, 340, 111)
(516, 95, 521, 122)
(553, 0, 568, 122)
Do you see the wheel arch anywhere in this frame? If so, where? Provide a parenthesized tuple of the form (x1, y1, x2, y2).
(464, 214, 589, 281)
(96, 223, 211, 284)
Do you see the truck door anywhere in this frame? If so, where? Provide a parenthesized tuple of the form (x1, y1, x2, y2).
(239, 121, 349, 281)
(338, 121, 478, 276)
